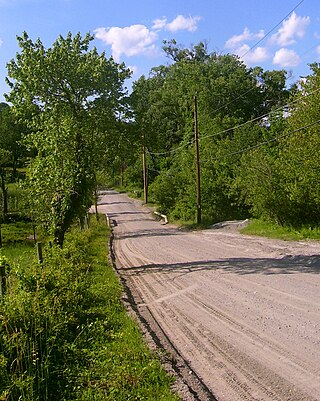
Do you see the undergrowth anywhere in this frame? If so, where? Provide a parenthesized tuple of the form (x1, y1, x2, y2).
(0, 219, 178, 400)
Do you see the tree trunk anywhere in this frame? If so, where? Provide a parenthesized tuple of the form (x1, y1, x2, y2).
(54, 225, 66, 247)
(0, 169, 8, 220)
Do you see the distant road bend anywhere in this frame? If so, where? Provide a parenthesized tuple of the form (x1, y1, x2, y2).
(97, 190, 320, 401)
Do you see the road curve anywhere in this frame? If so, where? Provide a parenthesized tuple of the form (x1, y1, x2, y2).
(97, 190, 320, 401)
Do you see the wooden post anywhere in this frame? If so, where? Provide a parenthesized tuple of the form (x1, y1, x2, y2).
(36, 242, 43, 266)
(120, 162, 124, 187)
(142, 144, 148, 204)
(194, 95, 201, 224)
(79, 217, 85, 230)
(94, 187, 99, 222)
(84, 214, 89, 230)
(32, 222, 37, 244)
(0, 264, 6, 296)
(105, 214, 111, 227)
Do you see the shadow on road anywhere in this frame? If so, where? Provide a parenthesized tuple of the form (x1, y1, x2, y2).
(116, 229, 180, 240)
(121, 255, 320, 276)
(97, 201, 132, 206)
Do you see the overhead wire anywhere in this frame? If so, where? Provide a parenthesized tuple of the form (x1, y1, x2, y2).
(240, 0, 305, 58)
(147, 85, 320, 157)
(204, 0, 305, 119)
(199, 85, 320, 142)
(200, 118, 320, 164)
(146, 0, 307, 158)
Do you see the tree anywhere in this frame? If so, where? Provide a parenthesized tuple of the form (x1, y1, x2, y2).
(274, 63, 320, 226)
(6, 32, 131, 245)
(0, 148, 11, 220)
(0, 105, 28, 176)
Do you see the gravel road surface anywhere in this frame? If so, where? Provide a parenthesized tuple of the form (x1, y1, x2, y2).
(97, 190, 320, 401)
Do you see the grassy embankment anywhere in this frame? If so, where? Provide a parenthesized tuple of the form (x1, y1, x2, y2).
(241, 219, 320, 241)
(0, 217, 179, 401)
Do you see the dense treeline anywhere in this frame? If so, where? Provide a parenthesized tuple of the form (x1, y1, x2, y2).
(127, 40, 320, 228)
(1, 33, 320, 240)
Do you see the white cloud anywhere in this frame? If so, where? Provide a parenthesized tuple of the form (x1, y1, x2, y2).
(244, 46, 269, 64)
(224, 27, 268, 65)
(94, 25, 157, 62)
(273, 48, 301, 67)
(166, 15, 201, 32)
(233, 44, 269, 65)
(271, 12, 310, 46)
(152, 15, 201, 33)
(95, 14, 202, 61)
(225, 27, 264, 49)
(0, 38, 2, 47)
(152, 18, 167, 31)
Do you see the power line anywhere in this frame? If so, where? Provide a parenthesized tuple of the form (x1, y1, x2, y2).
(147, 85, 320, 157)
(198, 85, 320, 143)
(200, 118, 320, 164)
(148, 139, 194, 156)
(189, 1, 305, 122)
(198, 0, 304, 121)
(148, 78, 320, 157)
(240, 0, 305, 58)
(147, 2, 306, 159)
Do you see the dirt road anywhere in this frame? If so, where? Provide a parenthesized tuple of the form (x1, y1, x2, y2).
(97, 190, 320, 401)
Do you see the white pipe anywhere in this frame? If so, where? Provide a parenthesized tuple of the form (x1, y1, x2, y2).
(154, 211, 168, 224)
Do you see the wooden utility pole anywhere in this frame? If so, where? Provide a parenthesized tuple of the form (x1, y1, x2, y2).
(194, 95, 201, 224)
(142, 142, 148, 204)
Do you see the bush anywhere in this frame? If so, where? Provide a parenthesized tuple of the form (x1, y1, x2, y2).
(0, 235, 91, 400)
(0, 221, 178, 401)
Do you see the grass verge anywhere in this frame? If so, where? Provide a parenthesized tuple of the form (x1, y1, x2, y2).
(0, 218, 179, 401)
(240, 219, 320, 241)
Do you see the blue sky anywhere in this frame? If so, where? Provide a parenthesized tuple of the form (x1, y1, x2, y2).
(0, 0, 319, 102)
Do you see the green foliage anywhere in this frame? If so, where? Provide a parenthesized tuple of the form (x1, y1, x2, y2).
(0, 105, 28, 174)
(236, 63, 320, 227)
(0, 220, 178, 401)
(129, 41, 291, 225)
(6, 32, 131, 245)
(0, 221, 34, 243)
(241, 219, 320, 241)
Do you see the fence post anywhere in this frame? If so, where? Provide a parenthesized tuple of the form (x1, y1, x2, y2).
(37, 242, 43, 266)
(0, 264, 6, 296)
(84, 214, 89, 230)
(105, 214, 111, 227)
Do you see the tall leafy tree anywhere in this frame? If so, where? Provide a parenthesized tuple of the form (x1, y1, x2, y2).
(6, 32, 131, 245)
(274, 63, 320, 226)
(131, 40, 291, 222)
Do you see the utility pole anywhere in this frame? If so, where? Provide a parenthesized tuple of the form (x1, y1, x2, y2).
(194, 95, 201, 224)
(142, 141, 148, 204)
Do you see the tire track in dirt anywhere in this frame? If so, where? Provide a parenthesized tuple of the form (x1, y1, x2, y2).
(98, 190, 320, 401)
(128, 270, 315, 400)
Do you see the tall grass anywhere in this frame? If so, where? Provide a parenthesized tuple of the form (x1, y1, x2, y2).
(241, 219, 320, 241)
(0, 219, 179, 401)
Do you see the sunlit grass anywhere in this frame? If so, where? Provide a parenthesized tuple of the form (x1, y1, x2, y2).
(0, 218, 179, 401)
(240, 219, 320, 241)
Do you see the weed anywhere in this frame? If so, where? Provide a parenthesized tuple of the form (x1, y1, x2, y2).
(0, 219, 179, 400)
